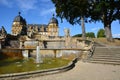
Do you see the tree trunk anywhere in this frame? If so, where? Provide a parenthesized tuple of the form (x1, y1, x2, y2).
(104, 24, 114, 42)
(81, 16, 86, 40)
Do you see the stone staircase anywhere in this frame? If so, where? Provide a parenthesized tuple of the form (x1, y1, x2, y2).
(88, 47, 120, 65)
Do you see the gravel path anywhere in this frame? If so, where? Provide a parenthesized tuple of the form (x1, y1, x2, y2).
(22, 61, 120, 80)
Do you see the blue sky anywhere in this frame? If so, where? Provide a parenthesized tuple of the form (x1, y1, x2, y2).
(0, 0, 120, 37)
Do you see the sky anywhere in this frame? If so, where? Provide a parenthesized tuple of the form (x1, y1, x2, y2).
(0, 0, 120, 37)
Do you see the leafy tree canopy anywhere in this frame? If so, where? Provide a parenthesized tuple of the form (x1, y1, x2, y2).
(52, 0, 89, 25)
(90, 0, 120, 23)
(73, 34, 82, 37)
(52, 0, 120, 41)
(89, 0, 120, 41)
(97, 29, 106, 38)
(86, 32, 95, 38)
(73, 32, 95, 38)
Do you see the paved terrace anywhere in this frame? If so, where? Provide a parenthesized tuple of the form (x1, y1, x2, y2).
(22, 61, 120, 80)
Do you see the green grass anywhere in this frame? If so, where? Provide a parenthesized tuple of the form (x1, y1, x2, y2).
(0, 58, 71, 74)
(93, 38, 120, 46)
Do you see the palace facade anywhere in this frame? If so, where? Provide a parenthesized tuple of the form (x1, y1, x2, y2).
(12, 12, 59, 38)
(0, 12, 83, 50)
(0, 12, 88, 59)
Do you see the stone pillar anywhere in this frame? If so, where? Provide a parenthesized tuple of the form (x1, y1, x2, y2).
(22, 50, 29, 58)
(36, 46, 43, 63)
(20, 41, 23, 49)
(53, 50, 57, 58)
(64, 28, 71, 48)
(0, 41, 1, 49)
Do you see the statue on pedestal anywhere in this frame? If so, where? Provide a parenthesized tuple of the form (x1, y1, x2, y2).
(64, 28, 70, 38)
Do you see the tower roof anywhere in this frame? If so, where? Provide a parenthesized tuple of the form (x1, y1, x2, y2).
(13, 12, 24, 22)
(49, 14, 58, 24)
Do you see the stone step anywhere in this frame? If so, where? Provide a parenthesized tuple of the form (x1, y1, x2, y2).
(94, 50, 120, 53)
(94, 49, 120, 51)
(94, 50, 120, 52)
(93, 52, 120, 54)
(93, 54, 120, 57)
(89, 59, 120, 63)
(95, 48, 120, 50)
(93, 51, 115, 53)
(91, 57, 120, 60)
(90, 57, 120, 61)
(93, 55, 120, 57)
(88, 47, 120, 65)
(89, 60, 120, 65)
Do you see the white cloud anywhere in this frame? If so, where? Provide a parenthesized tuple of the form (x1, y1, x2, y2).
(16, 0, 38, 11)
(0, 0, 55, 15)
(40, 8, 55, 16)
(0, 0, 38, 12)
(113, 34, 120, 38)
(0, 0, 13, 7)
(91, 27, 101, 31)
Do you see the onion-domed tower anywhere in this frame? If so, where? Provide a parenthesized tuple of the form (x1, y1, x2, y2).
(12, 12, 27, 36)
(48, 14, 59, 37)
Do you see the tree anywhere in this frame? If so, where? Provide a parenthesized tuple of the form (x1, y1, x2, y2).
(86, 32, 95, 38)
(73, 34, 82, 37)
(73, 32, 95, 38)
(52, 0, 120, 41)
(51, 0, 90, 40)
(97, 29, 106, 38)
(90, 0, 120, 41)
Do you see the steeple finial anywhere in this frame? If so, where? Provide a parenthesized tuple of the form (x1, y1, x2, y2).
(53, 14, 55, 17)
(18, 12, 21, 15)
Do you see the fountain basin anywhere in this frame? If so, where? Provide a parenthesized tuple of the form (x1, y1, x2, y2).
(0, 58, 71, 75)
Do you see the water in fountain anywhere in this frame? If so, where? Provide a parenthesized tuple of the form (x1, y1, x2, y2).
(36, 46, 43, 63)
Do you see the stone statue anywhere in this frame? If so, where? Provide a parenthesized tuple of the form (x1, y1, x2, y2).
(64, 28, 70, 37)
(27, 26, 34, 38)
(28, 30, 33, 38)
(0, 26, 7, 37)
(34, 26, 38, 32)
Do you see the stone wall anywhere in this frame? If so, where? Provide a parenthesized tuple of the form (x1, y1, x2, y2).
(46, 41, 65, 49)
(23, 40, 65, 49)
(30, 50, 56, 58)
(24, 40, 38, 48)
(29, 49, 81, 59)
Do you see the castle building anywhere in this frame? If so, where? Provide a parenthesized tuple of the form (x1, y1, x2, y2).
(1, 12, 82, 50)
(12, 12, 59, 38)
(12, 12, 27, 36)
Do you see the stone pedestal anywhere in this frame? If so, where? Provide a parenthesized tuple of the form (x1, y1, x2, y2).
(65, 37, 71, 48)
